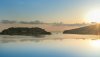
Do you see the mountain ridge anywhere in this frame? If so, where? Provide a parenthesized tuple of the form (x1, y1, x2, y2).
(63, 24, 100, 35)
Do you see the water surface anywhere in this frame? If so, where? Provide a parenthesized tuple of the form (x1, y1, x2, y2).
(0, 34, 100, 57)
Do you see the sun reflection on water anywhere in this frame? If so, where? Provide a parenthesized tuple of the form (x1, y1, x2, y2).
(89, 40, 100, 48)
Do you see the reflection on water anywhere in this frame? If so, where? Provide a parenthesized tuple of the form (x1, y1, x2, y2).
(0, 34, 100, 57)
(89, 40, 100, 48)
(0, 34, 99, 43)
(0, 35, 46, 43)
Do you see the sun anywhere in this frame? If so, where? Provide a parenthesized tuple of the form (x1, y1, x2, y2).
(85, 9, 100, 23)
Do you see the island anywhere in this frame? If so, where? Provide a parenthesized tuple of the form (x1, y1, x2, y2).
(63, 24, 100, 35)
(0, 27, 51, 36)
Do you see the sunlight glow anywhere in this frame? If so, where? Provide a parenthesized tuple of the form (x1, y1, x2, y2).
(86, 9, 100, 23)
(89, 40, 100, 48)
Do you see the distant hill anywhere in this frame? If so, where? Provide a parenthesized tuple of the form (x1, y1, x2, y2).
(63, 24, 100, 35)
(0, 27, 51, 36)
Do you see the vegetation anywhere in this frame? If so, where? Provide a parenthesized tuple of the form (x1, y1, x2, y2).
(0, 27, 51, 36)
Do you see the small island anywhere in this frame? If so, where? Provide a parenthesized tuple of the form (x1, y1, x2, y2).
(63, 24, 100, 35)
(0, 27, 51, 36)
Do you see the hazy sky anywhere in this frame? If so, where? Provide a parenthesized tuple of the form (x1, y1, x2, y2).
(0, 0, 100, 24)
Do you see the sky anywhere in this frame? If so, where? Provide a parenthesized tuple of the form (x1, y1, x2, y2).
(0, 0, 100, 24)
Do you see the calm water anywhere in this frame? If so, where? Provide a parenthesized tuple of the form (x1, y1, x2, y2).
(0, 34, 100, 57)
